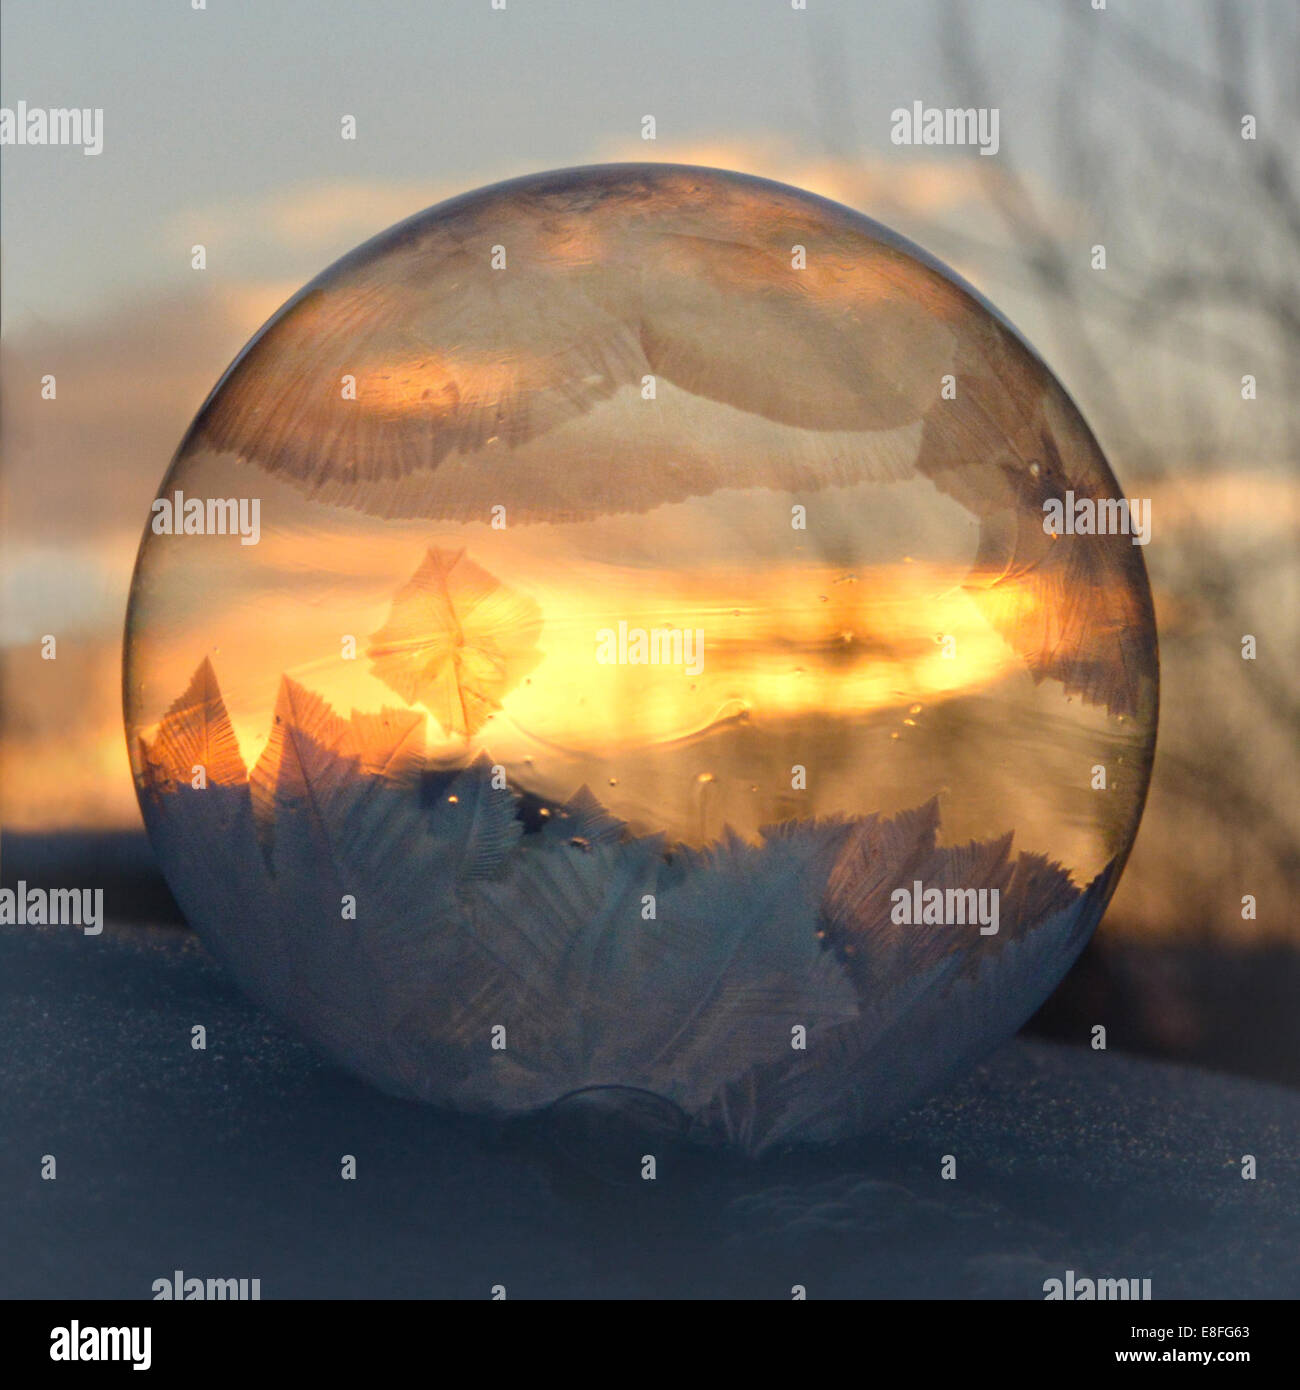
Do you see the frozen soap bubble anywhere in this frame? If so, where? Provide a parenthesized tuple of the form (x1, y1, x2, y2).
(124, 165, 1157, 1154)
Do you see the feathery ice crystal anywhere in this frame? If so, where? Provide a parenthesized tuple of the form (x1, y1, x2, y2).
(124, 165, 1158, 1153)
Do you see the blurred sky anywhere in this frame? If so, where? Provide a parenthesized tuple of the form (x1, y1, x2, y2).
(4, 0, 1064, 323)
(4, 0, 1251, 328)
(2, 0, 1297, 940)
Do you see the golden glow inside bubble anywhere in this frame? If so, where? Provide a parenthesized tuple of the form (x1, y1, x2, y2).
(123, 165, 1157, 1150)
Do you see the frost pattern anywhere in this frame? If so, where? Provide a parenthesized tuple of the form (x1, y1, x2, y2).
(138, 659, 1108, 1154)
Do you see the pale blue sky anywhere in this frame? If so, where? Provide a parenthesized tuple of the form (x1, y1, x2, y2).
(3, 0, 1126, 327)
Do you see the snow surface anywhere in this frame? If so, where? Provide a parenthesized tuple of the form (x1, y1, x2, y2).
(2, 922, 1297, 1299)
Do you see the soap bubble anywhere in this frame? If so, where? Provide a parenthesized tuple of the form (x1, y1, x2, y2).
(124, 165, 1157, 1153)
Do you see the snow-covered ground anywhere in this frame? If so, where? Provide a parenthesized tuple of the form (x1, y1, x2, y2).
(3, 922, 1297, 1299)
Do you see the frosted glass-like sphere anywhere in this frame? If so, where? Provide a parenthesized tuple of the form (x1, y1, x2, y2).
(124, 165, 1157, 1152)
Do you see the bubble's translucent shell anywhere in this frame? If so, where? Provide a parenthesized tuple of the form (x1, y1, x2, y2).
(125, 165, 1158, 1152)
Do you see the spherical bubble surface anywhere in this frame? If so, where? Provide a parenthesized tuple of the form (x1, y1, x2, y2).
(124, 165, 1158, 1151)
